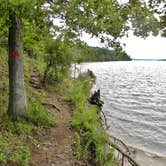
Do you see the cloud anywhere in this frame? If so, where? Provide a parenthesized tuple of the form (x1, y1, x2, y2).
(121, 35, 166, 59)
(81, 32, 166, 59)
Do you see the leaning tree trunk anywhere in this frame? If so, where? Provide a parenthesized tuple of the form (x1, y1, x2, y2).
(8, 11, 27, 118)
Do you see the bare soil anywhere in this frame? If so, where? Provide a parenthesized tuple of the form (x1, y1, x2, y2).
(29, 71, 87, 166)
(29, 92, 86, 166)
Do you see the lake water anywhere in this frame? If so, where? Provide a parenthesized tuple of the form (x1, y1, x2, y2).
(79, 61, 166, 158)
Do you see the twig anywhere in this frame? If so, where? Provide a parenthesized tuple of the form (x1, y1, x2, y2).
(109, 135, 130, 153)
(100, 106, 139, 166)
(110, 141, 139, 166)
(100, 109, 108, 127)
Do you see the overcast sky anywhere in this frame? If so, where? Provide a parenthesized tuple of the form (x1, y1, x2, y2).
(54, 0, 166, 60)
(120, 35, 166, 59)
(81, 32, 166, 60)
(81, 0, 166, 60)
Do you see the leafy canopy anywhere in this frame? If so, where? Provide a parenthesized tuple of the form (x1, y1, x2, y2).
(0, 0, 163, 47)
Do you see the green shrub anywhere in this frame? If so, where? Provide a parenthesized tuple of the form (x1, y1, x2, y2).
(0, 116, 35, 135)
(26, 100, 55, 127)
(0, 48, 54, 166)
(14, 121, 35, 135)
(0, 99, 55, 166)
(0, 132, 30, 166)
(71, 106, 100, 129)
(43, 39, 73, 84)
(73, 134, 81, 158)
(69, 74, 91, 107)
(69, 74, 114, 166)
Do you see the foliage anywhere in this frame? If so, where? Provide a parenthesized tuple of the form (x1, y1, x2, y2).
(45, 78, 72, 98)
(0, 132, 30, 166)
(0, 49, 8, 114)
(69, 74, 91, 107)
(0, 116, 32, 165)
(69, 74, 114, 166)
(0, 0, 164, 165)
(52, 0, 161, 46)
(0, 116, 34, 135)
(0, 95, 55, 166)
(81, 46, 131, 62)
(0, 97, 55, 165)
(43, 38, 73, 83)
(129, 0, 160, 37)
(148, 0, 166, 36)
(0, 50, 55, 165)
(159, 14, 166, 37)
(26, 100, 55, 127)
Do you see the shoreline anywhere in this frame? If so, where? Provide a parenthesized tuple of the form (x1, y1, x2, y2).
(111, 134, 166, 166)
(100, 106, 166, 166)
(128, 145, 166, 158)
(89, 69, 166, 166)
(131, 147, 166, 166)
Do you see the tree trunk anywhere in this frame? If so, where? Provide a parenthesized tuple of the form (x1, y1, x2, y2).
(8, 11, 27, 118)
(42, 62, 51, 86)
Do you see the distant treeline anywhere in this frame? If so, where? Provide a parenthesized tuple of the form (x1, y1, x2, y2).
(82, 46, 131, 62)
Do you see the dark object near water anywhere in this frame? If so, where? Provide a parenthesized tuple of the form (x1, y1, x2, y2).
(89, 89, 104, 108)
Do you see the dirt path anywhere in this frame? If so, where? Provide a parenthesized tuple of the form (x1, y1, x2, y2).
(29, 92, 85, 166)
(29, 71, 85, 166)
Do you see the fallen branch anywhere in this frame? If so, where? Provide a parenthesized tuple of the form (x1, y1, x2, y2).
(110, 140, 139, 166)
(100, 109, 108, 128)
(109, 135, 130, 153)
(100, 103, 138, 165)
(89, 89, 139, 166)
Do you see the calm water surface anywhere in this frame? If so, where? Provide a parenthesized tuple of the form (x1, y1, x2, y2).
(79, 61, 166, 157)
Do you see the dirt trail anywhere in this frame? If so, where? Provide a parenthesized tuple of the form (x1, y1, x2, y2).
(29, 92, 84, 166)
(29, 71, 85, 166)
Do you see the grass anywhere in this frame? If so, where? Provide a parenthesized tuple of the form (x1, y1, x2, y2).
(0, 99, 55, 165)
(0, 46, 115, 165)
(26, 99, 55, 127)
(68, 73, 115, 166)
(0, 102, 55, 166)
(0, 47, 55, 165)
(0, 131, 30, 166)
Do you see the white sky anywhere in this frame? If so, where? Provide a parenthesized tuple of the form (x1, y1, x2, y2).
(81, 0, 166, 59)
(54, 0, 166, 60)
(81, 32, 166, 60)
(121, 35, 166, 59)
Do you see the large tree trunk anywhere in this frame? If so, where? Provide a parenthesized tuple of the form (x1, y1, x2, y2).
(8, 11, 27, 118)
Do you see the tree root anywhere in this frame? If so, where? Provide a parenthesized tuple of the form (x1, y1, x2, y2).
(42, 103, 61, 112)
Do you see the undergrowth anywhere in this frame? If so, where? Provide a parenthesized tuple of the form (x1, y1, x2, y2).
(0, 100, 55, 165)
(26, 99, 55, 127)
(69, 73, 114, 166)
(0, 46, 114, 165)
(0, 48, 55, 165)
(0, 131, 30, 166)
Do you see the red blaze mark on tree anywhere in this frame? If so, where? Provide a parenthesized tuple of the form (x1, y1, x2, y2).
(12, 51, 19, 57)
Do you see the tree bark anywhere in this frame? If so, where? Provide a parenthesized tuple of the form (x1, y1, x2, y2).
(8, 11, 27, 118)
(42, 62, 51, 86)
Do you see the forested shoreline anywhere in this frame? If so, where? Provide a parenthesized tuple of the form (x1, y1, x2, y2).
(0, 0, 165, 165)
(82, 46, 131, 62)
